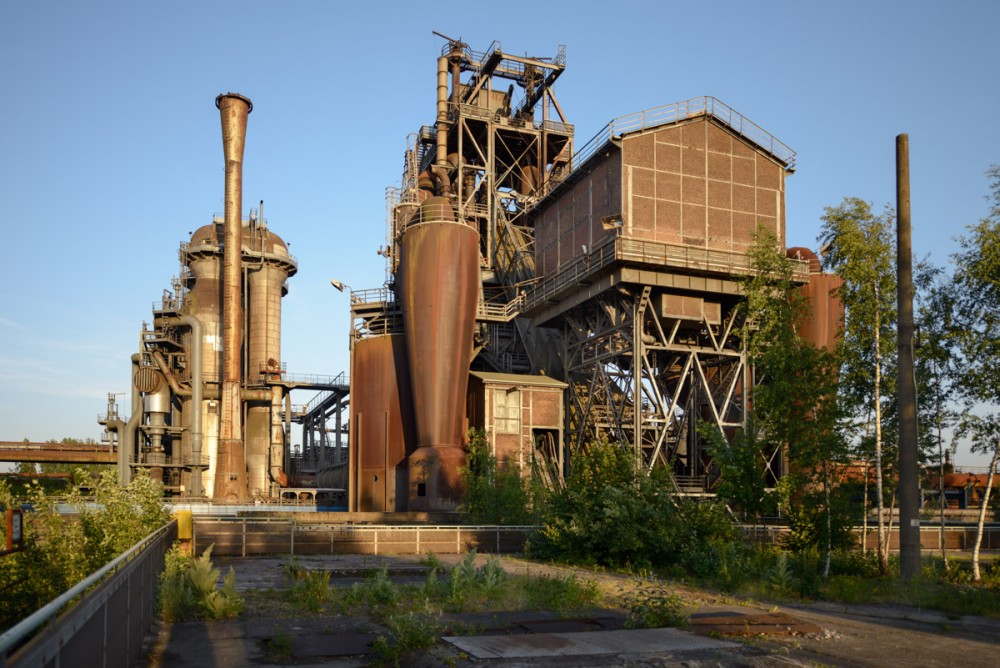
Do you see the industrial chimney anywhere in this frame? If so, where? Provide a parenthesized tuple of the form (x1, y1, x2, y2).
(214, 92, 252, 502)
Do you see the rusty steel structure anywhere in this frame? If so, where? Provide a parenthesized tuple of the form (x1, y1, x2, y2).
(340, 36, 843, 510)
(400, 196, 480, 510)
(99, 93, 308, 501)
(82, 37, 842, 508)
(217, 92, 251, 502)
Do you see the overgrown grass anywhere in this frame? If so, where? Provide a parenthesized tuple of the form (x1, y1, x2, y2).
(659, 541, 1000, 619)
(237, 549, 621, 665)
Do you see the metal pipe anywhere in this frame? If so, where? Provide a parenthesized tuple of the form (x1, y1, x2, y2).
(215, 92, 252, 502)
(434, 57, 452, 196)
(241, 388, 272, 402)
(151, 351, 189, 397)
(117, 354, 141, 485)
(896, 133, 921, 577)
(167, 315, 206, 498)
(270, 386, 288, 488)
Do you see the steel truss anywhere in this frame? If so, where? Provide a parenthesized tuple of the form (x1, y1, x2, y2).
(563, 285, 754, 486)
(295, 388, 350, 475)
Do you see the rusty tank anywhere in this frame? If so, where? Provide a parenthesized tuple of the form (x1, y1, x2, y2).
(398, 196, 479, 511)
(348, 333, 417, 511)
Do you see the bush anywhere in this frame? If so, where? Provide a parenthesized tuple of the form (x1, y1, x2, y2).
(460, 430, 536, 524)
(0, 469, 169, 630)
(623, 580, 688, 628)
(535, 442, 740, 572)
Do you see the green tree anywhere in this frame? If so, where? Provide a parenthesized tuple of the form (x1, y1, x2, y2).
(0, 469, 168, 629)
(913, 261, 960, 565)
(819, 198, 897, 574)
(536, 441, 737, 570)
(459, 430, 535, 525)
(949, 165, 1000, 581)
(733, 228, 843, 574)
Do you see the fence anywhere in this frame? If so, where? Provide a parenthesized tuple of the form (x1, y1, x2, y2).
(742, 523, 1000, 551)
(0, 521, 177, 668)
(193, 518, 532, 557)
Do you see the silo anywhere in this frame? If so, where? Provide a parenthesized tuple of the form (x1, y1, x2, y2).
(399, 197, 479, 511)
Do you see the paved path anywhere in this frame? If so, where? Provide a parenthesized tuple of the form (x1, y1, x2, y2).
(143, 553, 1000, 667)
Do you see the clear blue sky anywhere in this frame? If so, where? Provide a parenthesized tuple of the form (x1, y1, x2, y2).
(1, 1, 997, 465)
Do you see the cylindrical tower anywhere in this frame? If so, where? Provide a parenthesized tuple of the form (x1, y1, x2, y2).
(245, 221, 296, 498)
(399, 196, 479, 510)
(215, 92, 252, 502)
(184, 223, 223, 496)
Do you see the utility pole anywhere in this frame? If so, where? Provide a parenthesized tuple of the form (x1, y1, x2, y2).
(897, 133, 921, 577)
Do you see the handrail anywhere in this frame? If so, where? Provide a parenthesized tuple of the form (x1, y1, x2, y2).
(0, 520, 176, 660)
(523, 235, 811, 313)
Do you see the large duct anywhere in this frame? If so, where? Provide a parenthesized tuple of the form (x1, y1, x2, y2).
(215, 92, 252, 502)
(400, 197, 478, 510)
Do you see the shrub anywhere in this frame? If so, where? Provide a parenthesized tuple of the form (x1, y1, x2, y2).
(460, 430, 535, 525)
(536, 441, 740, 572)
(159, 543, 243, 621)
(623, 580, 688, 628)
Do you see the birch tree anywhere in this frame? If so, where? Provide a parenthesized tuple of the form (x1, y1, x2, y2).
(913, 262, 958, 566)
(819, 198, 897, 575)
(949, 165, 1000, 581)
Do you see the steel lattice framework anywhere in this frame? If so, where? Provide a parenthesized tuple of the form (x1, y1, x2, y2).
(561, 284, 765, 488)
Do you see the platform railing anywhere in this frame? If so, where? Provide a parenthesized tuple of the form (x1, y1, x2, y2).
(544, 96, 796, 201)
(0, 521, 176, 668)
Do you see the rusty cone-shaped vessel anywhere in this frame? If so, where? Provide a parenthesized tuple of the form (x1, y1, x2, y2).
(399, 196, 478, 510)
(214, 92, 252, 502)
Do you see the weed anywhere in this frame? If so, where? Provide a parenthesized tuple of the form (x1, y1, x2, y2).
(289, 568, 332, 612)
(159, 543, 243, 621)
(419, 553, 444, 571)
(623, 580, 688, 629)
(766, 551, 795, 597)
(345, 565, 400, 611)
(371, 612, 443, 667)
(479, 556, 507, 594)
(266, 628, 292, 660)
(523, 573, 600, 610)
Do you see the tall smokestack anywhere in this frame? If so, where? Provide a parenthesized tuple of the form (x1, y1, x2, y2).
(215, 92, 252, 502)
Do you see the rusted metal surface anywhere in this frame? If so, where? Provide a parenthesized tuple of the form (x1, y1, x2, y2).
(348, 334, 416, 512)
(246, 225, 295, 499)
(787, 247, 844, 354)
(215, 92, 252, 502)
(0, 441, 116, 464)
(399, 197, 478, 511)
(689, 612, 821, 637)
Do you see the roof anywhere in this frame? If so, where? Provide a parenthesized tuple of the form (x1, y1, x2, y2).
(469, 371, 567, 389)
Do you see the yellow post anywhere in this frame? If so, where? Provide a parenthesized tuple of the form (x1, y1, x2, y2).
(175, 510, 193, 554)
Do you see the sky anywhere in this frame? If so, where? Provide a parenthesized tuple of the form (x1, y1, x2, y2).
(1, 0, 997, 465)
